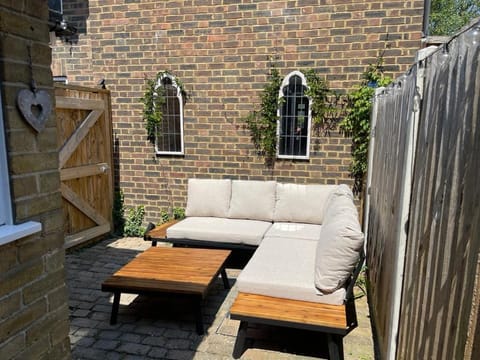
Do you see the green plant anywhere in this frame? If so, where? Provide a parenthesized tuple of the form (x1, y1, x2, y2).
(339, 58, 392, 194)
(159, 207, 186, 224)
(141, 70, 188, 142)
(112, 190, 125, 235)
(244, 60, 283, 167)
(123, 205, 146, 237)
(304, 69, 331, 128)
(355, 266, 368, 299)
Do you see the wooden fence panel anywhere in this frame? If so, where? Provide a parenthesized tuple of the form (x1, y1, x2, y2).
(397, 28, 480, 360)
(366, 67, 418, 359)
(55, 84, 113, 248)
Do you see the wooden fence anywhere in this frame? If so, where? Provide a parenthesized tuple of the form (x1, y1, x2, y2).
(365, 20, 480, 359)
(55, 84, 113, 248)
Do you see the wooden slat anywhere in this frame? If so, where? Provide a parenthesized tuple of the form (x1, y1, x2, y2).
(61, 183, 108, 226)
(60, 162, 109, 181)
(230, 292, 348, 330)
(58, 109, 103, 168)
(102, 247, 231, 297)
(56, 96, 105, 110)
(64, 223, 110, 249)
(145, 219, 180, 239)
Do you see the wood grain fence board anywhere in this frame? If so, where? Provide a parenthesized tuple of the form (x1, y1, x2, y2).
(59, 109, 102, 168)
(55, 85, 113, 246)
(366, 69, 417, 358)
(396, 31, 480, 359)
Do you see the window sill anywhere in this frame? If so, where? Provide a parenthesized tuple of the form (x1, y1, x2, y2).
(0, 221, 42, 246)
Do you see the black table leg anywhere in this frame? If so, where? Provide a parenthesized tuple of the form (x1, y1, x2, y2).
(232, 320, 248, 359)
(194, 297, 204, 335)
(221, 268, 230, 289)
(110, 291, 121, 325)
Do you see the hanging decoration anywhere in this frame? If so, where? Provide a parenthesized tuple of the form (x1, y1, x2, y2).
(16, 44, 52, 133)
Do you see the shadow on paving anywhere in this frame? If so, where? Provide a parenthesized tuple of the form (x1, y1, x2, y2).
(66, 236, 373, 360)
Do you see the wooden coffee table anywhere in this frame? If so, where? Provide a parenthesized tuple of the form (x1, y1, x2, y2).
(101, 246, 231, 334)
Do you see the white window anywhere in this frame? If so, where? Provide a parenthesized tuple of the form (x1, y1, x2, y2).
(155, 74, 185, 155)
(277, 71, 311, 159)
(0, 87, 41, 246)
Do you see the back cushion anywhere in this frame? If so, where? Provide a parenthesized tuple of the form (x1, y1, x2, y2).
(273, 183, 336, 224)
(314, 213, 364, 293)
(185, 178, 231, 218)
(228, 180, 276, 221)
(315, 185, 364, 293)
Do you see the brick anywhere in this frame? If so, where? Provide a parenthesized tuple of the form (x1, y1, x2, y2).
(0, 333, 25, 360)
(0, 298, 47, 344)
(0, 258, 44, 298)
(23, 269, 65, 305)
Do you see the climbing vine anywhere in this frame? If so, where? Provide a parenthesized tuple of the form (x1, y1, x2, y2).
(141, 70, 188, 143)
(339, 58, 392, 194)
(244, 61, 283, 167)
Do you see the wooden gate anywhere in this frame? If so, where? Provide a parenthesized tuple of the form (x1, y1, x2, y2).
(55, 84, 113, 248)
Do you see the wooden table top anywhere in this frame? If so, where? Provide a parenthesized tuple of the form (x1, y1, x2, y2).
(102, 247, 231, 297)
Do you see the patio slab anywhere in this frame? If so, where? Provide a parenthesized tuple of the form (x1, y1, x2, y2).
(66, 236, 374, 359)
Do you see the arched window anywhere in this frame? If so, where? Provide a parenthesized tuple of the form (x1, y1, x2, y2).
(155, 74, 184, 155)
(277, 71, 311, 159)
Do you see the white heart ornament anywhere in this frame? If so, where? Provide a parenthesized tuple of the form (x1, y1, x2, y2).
(17, 89, 52, 133)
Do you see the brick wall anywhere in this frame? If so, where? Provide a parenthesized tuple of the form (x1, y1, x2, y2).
(52, 0, 424, 222)
(0, 3, 71, 360)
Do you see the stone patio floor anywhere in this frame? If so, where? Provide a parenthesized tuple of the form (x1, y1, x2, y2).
(66, 236, 374, 360)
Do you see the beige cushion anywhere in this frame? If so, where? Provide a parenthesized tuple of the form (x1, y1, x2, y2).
(322, 184, 357, 224)
(273, 183, 336, 224)
(185, 178, 231, 218)
(264, 222, 322, 241)
(237, 237, 346, 305)
(314, 212, 364, 294)
(228, 180, 276, 221)
(166, 217, 272, 246)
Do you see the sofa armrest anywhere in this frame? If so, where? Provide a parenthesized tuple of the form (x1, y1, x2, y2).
(144, 219, 180, 246)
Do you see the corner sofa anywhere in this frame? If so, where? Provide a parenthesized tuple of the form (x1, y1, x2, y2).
(164, 178, 365, 359)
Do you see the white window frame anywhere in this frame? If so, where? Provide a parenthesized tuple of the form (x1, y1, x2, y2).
(276, 70, 312, 160)
(154, 74, 185, 156)
(0, 87, 41, 246)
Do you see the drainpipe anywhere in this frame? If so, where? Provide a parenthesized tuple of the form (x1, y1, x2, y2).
(423, 0, 431, 37)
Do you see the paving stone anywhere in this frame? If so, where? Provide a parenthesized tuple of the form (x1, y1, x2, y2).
(165, 338, 191, 350)
(98, 330, 122, 340)
(116, 342, 151, 356)
(141, 336, 167, 347)
(119, 332, 143, 343)
(166, 349, 196, 360)
(148, 347, 168, 359)
(93, 339, 120, 351)
(163, 328, 191, 339)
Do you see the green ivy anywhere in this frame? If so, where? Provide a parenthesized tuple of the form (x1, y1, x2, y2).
(141, 71, 188, 143)
(244, 61, 283, 167)
(123, 205, 146, 237)
(304, 69, 330, 128)
(339, 58, 392, 193)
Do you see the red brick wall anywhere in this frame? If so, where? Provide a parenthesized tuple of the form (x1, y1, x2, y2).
(52, 0, 424, 222)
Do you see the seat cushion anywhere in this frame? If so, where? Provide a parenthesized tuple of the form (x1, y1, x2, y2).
(264, 222, 322, 241)
(237, 237, 346, 305)
(228, 180, 276, 221)
(273, 183, 336, 224)
(166, 217, 272, 246)
(185, 178, 231, 218)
